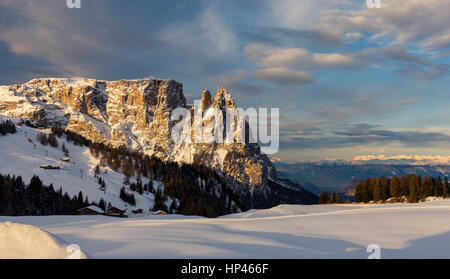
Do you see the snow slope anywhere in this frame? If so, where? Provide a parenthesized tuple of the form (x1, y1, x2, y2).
(0, 222, 87, 259)
(0, 117, 162, 214)
(1, 199, 450, 258)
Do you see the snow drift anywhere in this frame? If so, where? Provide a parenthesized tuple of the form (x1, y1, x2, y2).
(0, 222, 87, 259)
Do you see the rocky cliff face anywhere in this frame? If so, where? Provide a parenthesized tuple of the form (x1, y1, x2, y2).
(0, 77, 318, 207)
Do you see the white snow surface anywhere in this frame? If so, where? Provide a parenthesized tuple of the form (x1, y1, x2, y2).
(0, 222, 88, 259)
(1, 200, 450, 258)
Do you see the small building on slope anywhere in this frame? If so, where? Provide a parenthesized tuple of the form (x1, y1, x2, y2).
(78, 205, 104, 215)
(107, 206, 126, 217)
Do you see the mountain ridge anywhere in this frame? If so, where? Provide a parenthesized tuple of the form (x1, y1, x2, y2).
(0, 77, 318, 210)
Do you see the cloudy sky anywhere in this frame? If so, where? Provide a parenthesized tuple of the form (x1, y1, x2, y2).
(1, 0, 450, 162)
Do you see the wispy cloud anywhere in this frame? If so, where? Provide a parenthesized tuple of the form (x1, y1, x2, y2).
(254, 68, 313, 85)
(281, 123, 450, 150)
(395, 99, 417, 106)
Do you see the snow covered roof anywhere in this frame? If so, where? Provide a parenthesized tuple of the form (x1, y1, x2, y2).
(107, 205, 125, 212)
(78, 205, 104, 214)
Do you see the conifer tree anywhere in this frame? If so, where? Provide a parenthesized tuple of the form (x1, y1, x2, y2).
(329, 192, 340, 204)
(379, 177, 389, 200)
(408, 176, 418, 203)
(399, 175, 408, 197)
(390, 176, 400, 198)
(354, 180, 364, 202)
(319, 192, 329, 204)
(372, 178, 381, 201)
(443, 177, 448, 198)
(363, 179, 373, 202)
(94, 164, 100, 176)
(98, 198, 106, 211)
(335, 192, 340, 203)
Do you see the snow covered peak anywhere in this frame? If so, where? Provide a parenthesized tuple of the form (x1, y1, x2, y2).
(0, 78, 266, 187)
(199, 88, 212, 111)
(212, 86, 236, 109)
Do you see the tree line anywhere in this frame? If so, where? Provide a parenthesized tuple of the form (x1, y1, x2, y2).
(0, 174, 90, 216)
(36, 132, 59, 147)
(318, 192, 347, 204)
(0, 120, 17, 135)
(354, 174, 449, 203)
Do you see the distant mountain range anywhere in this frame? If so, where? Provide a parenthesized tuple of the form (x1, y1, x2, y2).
(351, 155, 450, 165)
(274, 161, 450, 195)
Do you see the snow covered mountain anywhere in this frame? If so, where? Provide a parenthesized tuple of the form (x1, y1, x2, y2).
(0, 77, 317, 212)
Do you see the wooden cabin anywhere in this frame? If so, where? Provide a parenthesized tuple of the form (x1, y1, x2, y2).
(107, 206, 126, 217)
(61, 157, 70, 162)
(40, 165, 60, 170)
(78, 205, 104, 215)
(132, 209, 143, 214)
(153, 210, 168, 215)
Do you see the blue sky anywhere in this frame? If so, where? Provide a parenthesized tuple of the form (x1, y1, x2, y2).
(1, 0, 449, 161)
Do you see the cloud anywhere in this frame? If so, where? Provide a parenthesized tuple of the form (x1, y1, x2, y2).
(310, 93, 390, 121)
(374, 47, 450, 81)
(240, 26, 342, 47)
(243, 43, 366, 85)
(161, 2, 237, 58)
(381, 48, 424, 64)
(281, 125, 450, 150)
(333, 124, 450, 147)
(242, 1, 450, 83)
(315, 0, 450, 56)
(0, 1, 243, 83)
(333, 123, 381, 136)
(0, 42, 68, 85)
(420, 33, 450, 53)
(265, 0, 323, 29)
(279, 117, 324, 136)
(204, 70, 268, 95)
(312, 53, 358, 67)
(244, 44, 362, 69)
(393, 63, 449, 82)
(244, 44, 307, 68)
(344, 32, 363, 41)
(254, 68, 313, 85)
(0, 0, 163, 80)
(206, 70, 251, 85)
(395, 99, 417, 106)
(376, 0, 450, 47)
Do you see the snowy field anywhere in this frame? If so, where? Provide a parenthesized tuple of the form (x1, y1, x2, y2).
(1, 199, 450, 259)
